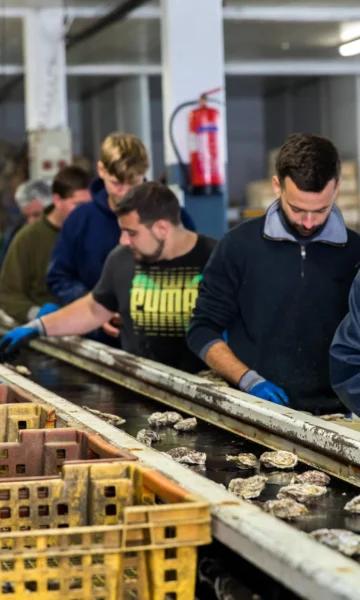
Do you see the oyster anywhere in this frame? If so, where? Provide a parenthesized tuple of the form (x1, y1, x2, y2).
(265, 471, 296, 486)
(136, 429, 160, 447)
(147, 411, 182, 427)
(263, 498, 309, 520)
(173, 417, 197, 431)
(228, 475, 267, 499)
(277, 483, 327, 504)
(295, 470, 330, 486)
(197, 369, 230, 387)
(82, 406, 125, 426)
(166, 447, 206, 465)
(165, 411, 182, 424)
(226, 453, 257, 469)
(14, 364, 31, 376)
(260, 450, 298, 469)
(320, 413, 347, 421)
(311, 529, 360, 557)
(344, 495, 360, 513)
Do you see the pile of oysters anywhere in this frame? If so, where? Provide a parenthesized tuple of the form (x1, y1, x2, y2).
(227, 449, 331, 521)
(136, 410, 198, 447)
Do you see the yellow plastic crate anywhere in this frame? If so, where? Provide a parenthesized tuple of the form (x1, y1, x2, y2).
(0, 404, 56, 442)
(0, 460, 211, 599)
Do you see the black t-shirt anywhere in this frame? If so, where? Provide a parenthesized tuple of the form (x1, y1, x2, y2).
(92, 234, 216, 372)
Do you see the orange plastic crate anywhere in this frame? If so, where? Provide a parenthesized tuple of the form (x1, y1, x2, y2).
(0, 428, 136, 478)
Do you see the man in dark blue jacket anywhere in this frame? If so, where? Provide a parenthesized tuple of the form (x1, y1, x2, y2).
(47, 132, 195, 343)
(187, 133, 360, 414)
(330, 273, 360, 415)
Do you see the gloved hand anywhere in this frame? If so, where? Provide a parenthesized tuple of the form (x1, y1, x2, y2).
(0, 319, 45, 357)
(250, 381, 289, 405)
(36, 303, 60, 318)
(239, 369, 289, 406)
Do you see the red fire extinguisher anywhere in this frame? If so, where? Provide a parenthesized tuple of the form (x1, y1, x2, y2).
(188, 92, 223, 194)
(169, 87, 224, 195)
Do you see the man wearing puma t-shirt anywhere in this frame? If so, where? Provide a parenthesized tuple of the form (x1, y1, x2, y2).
(0, 183, 216, 373)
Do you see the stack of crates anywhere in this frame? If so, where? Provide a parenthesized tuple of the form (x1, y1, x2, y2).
(0, 382, 211, 599)
(0, 382, 56, 442)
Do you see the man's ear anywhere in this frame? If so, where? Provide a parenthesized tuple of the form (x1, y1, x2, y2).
(152, 219, 170, 239)
(97, 161, 106, 179)
(52, 193, 61, 208)
(333, 180, 340, 202)
(272, 175, 281, 197)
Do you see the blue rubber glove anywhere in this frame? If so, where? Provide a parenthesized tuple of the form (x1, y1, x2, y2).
(36, 303, 60, 318)
(239, 369, 289, 406)
(0, 319, 45, 356)
(250, 381, 289, 405)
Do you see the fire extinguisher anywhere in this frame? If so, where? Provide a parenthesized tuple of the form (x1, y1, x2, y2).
(169, 88, 224, 195)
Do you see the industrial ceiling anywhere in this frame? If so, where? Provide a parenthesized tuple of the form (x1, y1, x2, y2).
(0, 1, 360, 99)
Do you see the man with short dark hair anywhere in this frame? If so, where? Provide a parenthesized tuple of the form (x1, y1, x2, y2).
(187, 133, 360, 413)
(0, 166, 91, 323)
(0, 182, 215, 372)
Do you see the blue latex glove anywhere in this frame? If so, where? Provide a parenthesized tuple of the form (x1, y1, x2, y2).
(250, 381, 289, 406)
(0, 321, 43, 356)
(36, 303, 60, 318)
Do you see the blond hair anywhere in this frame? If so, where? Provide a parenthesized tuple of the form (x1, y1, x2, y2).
(100, 132, 149, 184)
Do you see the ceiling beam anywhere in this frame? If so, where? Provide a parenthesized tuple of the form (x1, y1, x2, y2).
(4, 60, 360, 78)
(67, 63, 161, 76)
(225, 59, 360, 76)
(3, 4, 360, 23)
(223, 5, 360, 23)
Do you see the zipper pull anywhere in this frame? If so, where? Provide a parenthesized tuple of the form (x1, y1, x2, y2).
(300, 245, 306, 278)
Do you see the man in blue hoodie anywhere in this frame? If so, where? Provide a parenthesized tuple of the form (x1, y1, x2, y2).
(47, 132, 195, 343)
(187, 133, 360, 414)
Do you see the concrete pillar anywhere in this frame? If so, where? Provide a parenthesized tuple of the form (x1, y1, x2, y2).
(115, 76, 153, 178)
(160, 0, 227, 237)
(23, 8, 68, 130)
(23, 8, 71, 180)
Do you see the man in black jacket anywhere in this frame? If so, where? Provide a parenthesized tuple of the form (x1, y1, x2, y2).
(187, 133, 360, 413)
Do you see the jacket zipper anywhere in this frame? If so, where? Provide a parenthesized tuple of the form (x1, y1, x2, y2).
(300, 245, 306, 278)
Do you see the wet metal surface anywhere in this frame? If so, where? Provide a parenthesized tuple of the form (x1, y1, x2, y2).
(19, 349, 360, 538)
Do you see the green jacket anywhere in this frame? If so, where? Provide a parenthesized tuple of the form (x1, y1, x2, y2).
(0, 213, 59, 322)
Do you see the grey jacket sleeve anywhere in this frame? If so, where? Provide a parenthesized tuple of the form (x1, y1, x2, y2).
(330, 271, 360, 414)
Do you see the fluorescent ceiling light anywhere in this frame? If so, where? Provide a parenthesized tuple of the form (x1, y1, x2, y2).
(339, 38, 360, 56)
(340, 22, 360, 43)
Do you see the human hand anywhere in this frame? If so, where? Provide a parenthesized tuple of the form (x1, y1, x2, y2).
(101, 313, 122, 338)
(249, 380, 289, 405)
(239, 369, 289, 406)
(0, 320, 44, 357)
(36, 303, 60, 318)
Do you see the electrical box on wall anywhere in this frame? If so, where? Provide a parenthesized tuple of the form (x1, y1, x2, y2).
(28, 128, 72, 182)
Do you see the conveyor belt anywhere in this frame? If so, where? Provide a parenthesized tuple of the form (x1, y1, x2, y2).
(3, 341, 360, 600)
(15, 349, 360, 539)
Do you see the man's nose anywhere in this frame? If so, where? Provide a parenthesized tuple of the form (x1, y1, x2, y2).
(302, 212, 315, 228)
(120, 231, 130, 246)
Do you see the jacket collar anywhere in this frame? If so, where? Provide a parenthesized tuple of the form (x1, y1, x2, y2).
(263, 200, 348, 245)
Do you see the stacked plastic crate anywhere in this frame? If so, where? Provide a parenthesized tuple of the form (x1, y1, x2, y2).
(0, 383, 211, 599)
